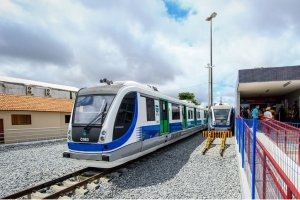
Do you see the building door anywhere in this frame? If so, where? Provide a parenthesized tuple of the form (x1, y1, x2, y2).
(159, 100, 169, 134)
(0, 119, 4, 144)
(182, 106, 187, 129)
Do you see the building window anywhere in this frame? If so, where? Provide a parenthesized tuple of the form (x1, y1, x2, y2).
(11, 115, 31, 125)
(172, 104, 180, 120)
(65, 115, 71, 123)
(146, 98, 155, 121)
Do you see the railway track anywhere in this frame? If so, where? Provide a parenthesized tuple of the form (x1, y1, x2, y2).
(1, 167, 125, 199)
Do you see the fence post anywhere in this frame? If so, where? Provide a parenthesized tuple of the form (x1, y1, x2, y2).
(236, 118, 239, 145)
(241, 118, 245, 168)
(262, 151, 266, 199)
(252, 118, 257, 199)
(298, 135, 300, 165)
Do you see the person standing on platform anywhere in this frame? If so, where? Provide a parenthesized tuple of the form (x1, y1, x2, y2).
(278, 105, 285, 122)
(292, 105, 299, 122)
(252, 105, 260, 119)
(264, 107, 273, 119)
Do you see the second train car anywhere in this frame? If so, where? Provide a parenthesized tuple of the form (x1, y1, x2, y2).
(63, 81, 208, 168)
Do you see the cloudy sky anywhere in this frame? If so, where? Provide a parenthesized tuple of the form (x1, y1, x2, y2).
(1, 0, 300, 105)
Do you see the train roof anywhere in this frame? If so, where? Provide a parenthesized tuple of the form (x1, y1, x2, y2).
(78, 81, 206, 110)
(212, 103, 232, 109)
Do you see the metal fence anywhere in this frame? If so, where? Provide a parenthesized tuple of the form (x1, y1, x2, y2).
(0, 127, 67, 144)
(236, 118, 300, 199)
(285, 122, 300, 128)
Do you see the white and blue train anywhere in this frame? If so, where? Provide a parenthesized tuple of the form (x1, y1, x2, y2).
(63, 81, 208, 168)
(209, 103, 234, 131)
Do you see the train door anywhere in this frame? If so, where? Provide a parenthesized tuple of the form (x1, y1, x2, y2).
(0, 119, 4, 144)
(194, 108, 197, 126)
(182, 106, 187, 128)
(159, 100, 169, 134)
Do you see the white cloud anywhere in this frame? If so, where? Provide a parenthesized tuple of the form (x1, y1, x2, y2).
(1, 0, 300, 107)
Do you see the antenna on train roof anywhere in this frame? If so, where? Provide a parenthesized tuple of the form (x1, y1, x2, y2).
(220, 96, 223, 105)
(100, 78, 113, 85)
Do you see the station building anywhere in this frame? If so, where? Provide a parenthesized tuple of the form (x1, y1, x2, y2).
(236, 65, 300, 121)
(0, 76, 78, 144)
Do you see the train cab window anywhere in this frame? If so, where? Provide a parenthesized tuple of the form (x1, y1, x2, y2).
(146, 97, 155, 121)
(171, 104, 180, 120)
(113, 92, 136, 140)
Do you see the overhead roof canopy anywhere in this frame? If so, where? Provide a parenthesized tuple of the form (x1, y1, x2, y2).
(238, 80, 300, 97)
(238, 66, 300, 98)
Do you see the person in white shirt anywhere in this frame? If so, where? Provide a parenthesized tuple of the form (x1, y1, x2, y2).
(264, 107, 273, 119)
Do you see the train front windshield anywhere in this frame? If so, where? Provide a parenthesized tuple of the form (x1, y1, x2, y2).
(73, 95, 115, 125)
(213, 109, 230, 120)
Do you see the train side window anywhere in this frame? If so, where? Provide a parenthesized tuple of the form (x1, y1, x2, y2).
(113, 92, 136, 140)
(146, 97, 155, 121)
(171, 104, 180, 120)
(197, 111, 200, 119)
(188, 110, 192, 119)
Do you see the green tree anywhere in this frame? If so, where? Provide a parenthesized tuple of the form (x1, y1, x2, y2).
(178, 92, 200, 105)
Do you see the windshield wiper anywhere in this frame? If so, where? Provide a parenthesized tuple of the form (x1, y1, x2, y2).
(83, 103, 107, 131)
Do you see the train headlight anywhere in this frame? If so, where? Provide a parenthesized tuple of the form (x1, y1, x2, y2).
(67, 129, 72, 141)
(100, 136, 105, 141)
(100, 130, 106, 142)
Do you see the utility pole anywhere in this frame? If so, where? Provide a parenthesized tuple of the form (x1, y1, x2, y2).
(206, 12, 217, 109)
(206, 12, 217, 130)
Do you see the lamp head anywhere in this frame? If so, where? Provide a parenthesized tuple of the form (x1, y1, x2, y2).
(206, 12, 217, 21)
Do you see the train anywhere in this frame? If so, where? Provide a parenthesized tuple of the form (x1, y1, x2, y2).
(63, 81, 208, 168)
(209, 103, 234, 131)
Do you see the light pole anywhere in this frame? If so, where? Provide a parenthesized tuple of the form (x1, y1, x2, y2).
(206, 12, 217, 109)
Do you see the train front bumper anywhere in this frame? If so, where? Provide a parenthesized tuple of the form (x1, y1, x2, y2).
(63, 151, 110, 161)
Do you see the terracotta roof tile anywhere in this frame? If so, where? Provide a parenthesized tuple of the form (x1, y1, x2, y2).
(0, 94, 74, 112)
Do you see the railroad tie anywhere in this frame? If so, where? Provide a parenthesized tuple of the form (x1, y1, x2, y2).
(58, 195, 72, 199)
(51, 184, 68, 192)
(63, 179, 79, 187)
(87, 182, 100, 190)
(100, 176, 111, 183)
(31, 191, 49, 199)
(75, 187, 89, 196)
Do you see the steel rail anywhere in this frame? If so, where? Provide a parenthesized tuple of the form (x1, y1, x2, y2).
(1, 167, 104, 199)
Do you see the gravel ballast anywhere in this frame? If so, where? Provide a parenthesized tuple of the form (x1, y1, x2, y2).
(0, 134, 241, 199)
(0, 140, 88, 197)
(86, 134, 241, 199)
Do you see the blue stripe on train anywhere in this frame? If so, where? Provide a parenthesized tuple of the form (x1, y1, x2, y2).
(170, 122, 183, 133)
(187, 120, 194, 128)
(141, 125, 160, 140)
(141, 122, 183, 140)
